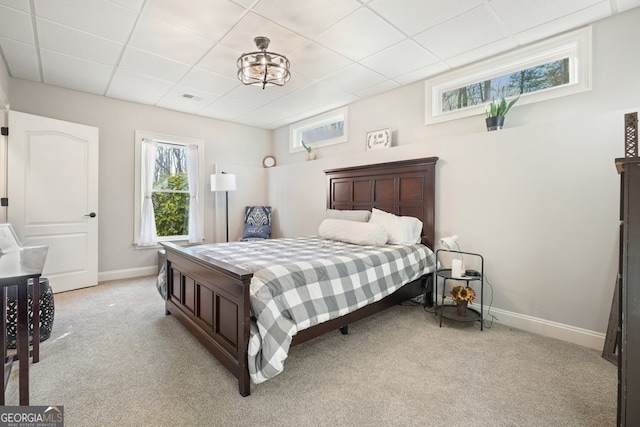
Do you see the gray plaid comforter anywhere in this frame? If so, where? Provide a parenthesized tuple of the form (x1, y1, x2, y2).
(175, 236, 436, 384)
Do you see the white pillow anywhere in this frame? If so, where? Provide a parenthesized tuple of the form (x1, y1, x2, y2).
(326, 209, 371, 222)
(368, 208, 422, 245)
(319, 218, 388, 246)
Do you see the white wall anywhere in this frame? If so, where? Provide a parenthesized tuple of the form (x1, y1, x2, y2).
(269, 8, 640, 347)
(8, 81, 271, 277)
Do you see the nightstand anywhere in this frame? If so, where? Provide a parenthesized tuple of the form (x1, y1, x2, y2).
(433, 249, 484, 330)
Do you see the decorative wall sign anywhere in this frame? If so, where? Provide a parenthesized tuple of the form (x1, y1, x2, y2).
(366, 128, 391, 150)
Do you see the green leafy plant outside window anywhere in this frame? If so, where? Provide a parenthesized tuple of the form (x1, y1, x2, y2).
(152, 172, 189, 237)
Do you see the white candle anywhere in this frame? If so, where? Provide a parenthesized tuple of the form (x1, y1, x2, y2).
(452, 259, 462, 278)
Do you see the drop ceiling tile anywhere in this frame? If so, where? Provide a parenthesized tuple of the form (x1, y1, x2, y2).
(392, 61, 450, 85)
(128, 15, 214, 65)
(34, 0, 138, 42)
(262, 96, 317, 115)
(368, 0, 484, 35)
(107, 68, 174, 104)
(236, 106, 294, 125)
(37, 18, 122, 66)
(196, 43, 242, 79)
(0, 37, 39, 75)
(489, 0, 604, 33)
(232, 115, 276, 128)
(181, 68, 240, 95)
(120, 47, 191, 83)
(224, 84, 284, 106)
(219, 12, 306, 54)
(320, 63, 386, 92)
(360, 39, 439, 78)
(444, 37, 518, 69)
(0, 5, 34, 44)
(156, 86, 221, 114)
(288, 81, 353, 106)
(198, 97, 257, 120)
(616, 0, 640, 11)
(40, 49, 113, 82)
(6, 64, 41, 81)
(142, 0, 246, 40)
(413, 5, 509, 59)
(354, 79, 401, 98)
(513, 3, 611, 45)
(44, 70, 108, 94)
(109, 0, 145, 11)
(0, 0, 30, 12)
(315, 8, 406, 61)
(287, 41, 352, 80)
(252, 0, 360, 38)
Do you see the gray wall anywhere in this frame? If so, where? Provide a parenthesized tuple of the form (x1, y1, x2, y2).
(268, 8, 640, 346)
(8, 81, 271, 274)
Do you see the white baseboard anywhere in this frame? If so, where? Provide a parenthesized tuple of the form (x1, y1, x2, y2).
(485, 306, 605, 351)
(436, 296, 605, 351)
(98, 266, 157, 283)
(95, 271, 607, 351)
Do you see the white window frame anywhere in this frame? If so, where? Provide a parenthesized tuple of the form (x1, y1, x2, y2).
(289, 107, 348, 153)
(425, 27, 592, 125)
(134, 130, 205, 246)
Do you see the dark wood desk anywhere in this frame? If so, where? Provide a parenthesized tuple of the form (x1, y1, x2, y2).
(0, 245, 48, 405)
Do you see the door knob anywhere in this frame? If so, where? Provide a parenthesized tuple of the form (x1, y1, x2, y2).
(85, 212, 96, 218)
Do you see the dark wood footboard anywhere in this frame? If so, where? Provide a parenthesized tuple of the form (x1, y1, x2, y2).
(163, 240, 431, 396)
(163, 242, 253, 396)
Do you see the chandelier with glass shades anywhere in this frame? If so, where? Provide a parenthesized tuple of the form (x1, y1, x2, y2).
(237, 36, 291, 89)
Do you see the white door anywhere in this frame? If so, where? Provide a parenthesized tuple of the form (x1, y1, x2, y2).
(7, 111, 99, 293)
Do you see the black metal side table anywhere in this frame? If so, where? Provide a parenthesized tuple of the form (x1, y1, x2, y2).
(0, 244, 48, 405)
(433, 249, 484, 330)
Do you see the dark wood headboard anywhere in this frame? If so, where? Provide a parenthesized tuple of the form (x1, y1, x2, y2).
(324, 157, 438, 250)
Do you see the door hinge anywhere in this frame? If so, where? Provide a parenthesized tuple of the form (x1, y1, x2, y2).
(1, 127, 7, 136)
(0, 198, 7, 207)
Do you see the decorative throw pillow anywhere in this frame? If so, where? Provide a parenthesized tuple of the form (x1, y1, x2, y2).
(242, 206, 272, 240)
(368, 208, 422, 245)
(326, 209, 371, 222)
(319, 218, 388, 246)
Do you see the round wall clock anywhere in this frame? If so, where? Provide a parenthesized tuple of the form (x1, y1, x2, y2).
(262, 155, 276, 168)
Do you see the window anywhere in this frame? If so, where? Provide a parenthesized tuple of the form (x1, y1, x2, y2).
(134, 131, 204, 247)
(290, 107, 348, 153)
(425, 27, 591, 124)
(152, 144, 190, 237)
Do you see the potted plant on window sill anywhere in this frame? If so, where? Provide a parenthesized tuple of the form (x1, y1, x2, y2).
(485, 95, 519, 131)
(302, 141, 316, 160)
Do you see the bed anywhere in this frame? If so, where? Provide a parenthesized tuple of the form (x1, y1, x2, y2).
(160, 156, 438, 396)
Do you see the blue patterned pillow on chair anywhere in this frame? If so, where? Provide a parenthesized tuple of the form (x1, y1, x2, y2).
(241, 206, 272, 241)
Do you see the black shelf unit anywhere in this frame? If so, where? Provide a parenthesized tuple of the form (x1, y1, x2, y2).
(433, 250, 484, 330)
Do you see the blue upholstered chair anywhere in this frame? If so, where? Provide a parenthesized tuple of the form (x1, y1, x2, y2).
(240, 206, 272, 241)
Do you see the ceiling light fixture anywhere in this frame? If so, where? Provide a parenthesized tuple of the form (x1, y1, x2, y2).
(237, 36, 290, 90)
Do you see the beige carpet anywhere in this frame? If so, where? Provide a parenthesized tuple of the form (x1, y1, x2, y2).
(5, 276, 617, 426)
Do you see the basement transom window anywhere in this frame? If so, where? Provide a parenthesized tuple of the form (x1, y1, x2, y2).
(425, 27, 592, 125)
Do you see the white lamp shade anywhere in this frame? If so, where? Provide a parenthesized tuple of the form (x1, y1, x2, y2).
(210, 173, 236, 192)
(440, 235, 459, 250)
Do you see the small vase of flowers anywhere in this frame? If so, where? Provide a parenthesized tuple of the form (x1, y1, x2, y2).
(451, 285, 476, 317)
